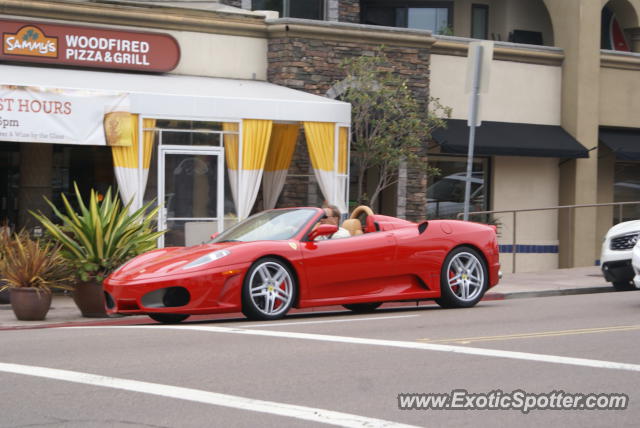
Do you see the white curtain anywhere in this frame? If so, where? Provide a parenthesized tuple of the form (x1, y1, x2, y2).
(262, 124, 299, 209)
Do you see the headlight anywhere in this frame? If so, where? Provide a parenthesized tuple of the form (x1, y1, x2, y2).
(182, 250, 231, 270)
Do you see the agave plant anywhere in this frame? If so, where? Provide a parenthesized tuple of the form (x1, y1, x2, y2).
(0, 231, 73, 293)
(31, 183, 164, 283)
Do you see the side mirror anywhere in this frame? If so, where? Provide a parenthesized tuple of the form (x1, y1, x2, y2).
(210, 232, 220, 240)
(308, 224, 338, 241)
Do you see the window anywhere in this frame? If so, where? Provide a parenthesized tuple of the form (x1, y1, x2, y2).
(471, 4, 488, 39)
(614, 161, 640, 223)
(252, 0, 324, 20)
(362, 1, 453, 34)
(426, 156, 489, 219)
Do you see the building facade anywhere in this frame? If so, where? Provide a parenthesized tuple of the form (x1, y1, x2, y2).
(233, 0, 640, 272)
(2, 0, 639, 272)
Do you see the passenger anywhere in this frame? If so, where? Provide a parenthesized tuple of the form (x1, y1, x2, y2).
(316, 205, 350, 240)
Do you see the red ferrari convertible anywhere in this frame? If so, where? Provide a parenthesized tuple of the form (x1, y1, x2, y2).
(103, 206, 501, 323)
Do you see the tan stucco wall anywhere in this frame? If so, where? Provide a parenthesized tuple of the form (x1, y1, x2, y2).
(492, 156, 559, 272)
(597, 145, 616, 256)
(169, 31, 268, 80)
(430, 53, 562, 124)
(599, 67, 640, 127)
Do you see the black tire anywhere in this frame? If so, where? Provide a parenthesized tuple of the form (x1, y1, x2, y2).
(148, 313, 190, 324)
(242, 257, 297, 321)
(612, 281, 635, 291)
(343, 302, 382, 313)
(435, 246, 488, 309)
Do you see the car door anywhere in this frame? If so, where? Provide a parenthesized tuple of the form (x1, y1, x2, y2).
(300, 231, 397, 302)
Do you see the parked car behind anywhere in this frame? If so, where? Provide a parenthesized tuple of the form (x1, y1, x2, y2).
(426, 172, 484, 219)
(631, 240, 640, 289)
(601, 220, 640, 291)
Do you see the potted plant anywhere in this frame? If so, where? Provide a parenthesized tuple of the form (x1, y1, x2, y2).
(31, 184, 163, 317)
(0, 231, 73, 321)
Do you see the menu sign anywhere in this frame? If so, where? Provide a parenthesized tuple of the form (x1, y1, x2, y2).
(0, 19, 180, 72)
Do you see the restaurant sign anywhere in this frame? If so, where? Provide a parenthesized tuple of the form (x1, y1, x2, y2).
(0, 85, 130, 146)
(0, 19, 180, 72)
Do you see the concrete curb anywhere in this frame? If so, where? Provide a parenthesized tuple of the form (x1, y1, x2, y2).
(486, 286, 614, 300)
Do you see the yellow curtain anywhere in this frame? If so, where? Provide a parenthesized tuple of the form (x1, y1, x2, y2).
(142, 118, 156, 169)
(111, 113, 138, 168)
(111, 116, 156, 169)
(262, 124, 299, 209)
(236, 119, 273, 218)
(242, 119, 273, 170)
(111, 115, 157, 211)
(338, 126, 349, 175)
(223, 122, 239, 171)
(304, 122, 335, 172)
(264, 124, 299, 172)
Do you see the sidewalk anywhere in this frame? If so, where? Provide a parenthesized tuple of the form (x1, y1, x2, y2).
(0, 266, 614, 330)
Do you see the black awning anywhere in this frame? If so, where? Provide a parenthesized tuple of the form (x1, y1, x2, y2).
(599, 128, 640, 160)
(431, 119, 589, 158)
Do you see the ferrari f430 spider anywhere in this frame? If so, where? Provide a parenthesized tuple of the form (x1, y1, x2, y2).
(103, 206, 501, 323)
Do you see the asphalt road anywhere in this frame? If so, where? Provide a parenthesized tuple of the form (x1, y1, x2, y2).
(1, 291, 639, 427)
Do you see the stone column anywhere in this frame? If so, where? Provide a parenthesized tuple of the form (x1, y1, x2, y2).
(17, 143, 53, 230)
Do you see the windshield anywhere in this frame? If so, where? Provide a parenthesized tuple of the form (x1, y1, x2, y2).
(212, 209, 317, 243)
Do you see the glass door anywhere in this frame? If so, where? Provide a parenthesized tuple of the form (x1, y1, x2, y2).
(158, 146, 224, 247)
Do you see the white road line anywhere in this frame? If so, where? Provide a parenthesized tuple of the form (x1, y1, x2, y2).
(82, 325, 640, 373)
(0, 362, 417, 428)
(242, 314, 419, 328)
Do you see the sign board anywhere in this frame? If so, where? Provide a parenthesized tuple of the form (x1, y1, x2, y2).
(0, 85, 130, 146)
(0, 19, 180, 72)
(465, 41, 493, 95)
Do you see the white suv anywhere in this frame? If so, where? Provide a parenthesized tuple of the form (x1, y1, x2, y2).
(601, 220, 640, 291)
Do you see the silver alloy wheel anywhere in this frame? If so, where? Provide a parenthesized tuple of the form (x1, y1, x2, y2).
(446, 251, 485, 302)
(248, 261, 294, 316)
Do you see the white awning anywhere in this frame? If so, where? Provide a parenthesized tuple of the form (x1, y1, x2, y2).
(0, 64, 351, 123)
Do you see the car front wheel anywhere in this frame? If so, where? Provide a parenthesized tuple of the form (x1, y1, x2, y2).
(242, 258, 297, 321)
(436, 246, 488, 308)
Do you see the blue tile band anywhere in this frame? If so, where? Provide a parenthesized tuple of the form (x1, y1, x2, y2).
(499, 245, 559, 254)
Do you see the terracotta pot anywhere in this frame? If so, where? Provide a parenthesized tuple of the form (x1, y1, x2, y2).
(73, 280, 108, 318)
(10, 288, 52, 321)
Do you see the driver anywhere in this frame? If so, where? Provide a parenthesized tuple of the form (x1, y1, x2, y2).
(316, 205, 350, 240)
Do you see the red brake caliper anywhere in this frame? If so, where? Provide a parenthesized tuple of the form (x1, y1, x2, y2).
(449, 269, 459, 292)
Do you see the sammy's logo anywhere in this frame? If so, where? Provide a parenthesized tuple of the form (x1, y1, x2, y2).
(3, 25, 58, 58)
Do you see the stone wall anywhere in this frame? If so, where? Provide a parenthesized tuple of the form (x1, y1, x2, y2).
(338, 0, 360, 23)
(267, 34, 430, 220)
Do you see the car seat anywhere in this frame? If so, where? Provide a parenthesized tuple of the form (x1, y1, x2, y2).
(341, 219, 363, 236)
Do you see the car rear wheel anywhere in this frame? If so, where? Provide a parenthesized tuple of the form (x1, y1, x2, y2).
(242, 258, 296, 321)
(148, 313, 190, 324)
(343, 302, 382, 313)
(436, 246, 488, 308)
(612, 281, 635, 291)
